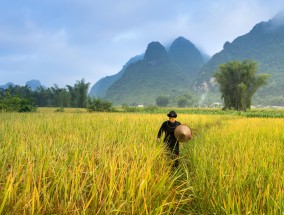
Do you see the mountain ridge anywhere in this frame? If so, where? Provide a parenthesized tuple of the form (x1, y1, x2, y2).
(102, 37, 206, 105)
(194, 11, 284, 106)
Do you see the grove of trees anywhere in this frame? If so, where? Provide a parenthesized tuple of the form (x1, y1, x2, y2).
(0, 79, 114, 112)
(214, 60, 269, 111)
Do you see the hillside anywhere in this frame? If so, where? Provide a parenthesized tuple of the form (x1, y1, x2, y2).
(88, 55, 143, 98)
(98, 37, 206, 105)
(195, 12, 284, 106)
(168, 36, 206, 79)
(103, 38, 206, 105)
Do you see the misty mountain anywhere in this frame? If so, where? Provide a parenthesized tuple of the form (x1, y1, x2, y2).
(168, 36, 206, 78)
(0, 82, 15, 90)
(0, 80, 43, 91)
(195, 11, 284, 106)
(103, 38, 206, 105)
(88, 55, 143, 98)
(25, 80, 42, 91)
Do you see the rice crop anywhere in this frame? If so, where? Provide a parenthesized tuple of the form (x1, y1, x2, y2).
(0, 111, 283, 214)
(184, 117, 284, 214)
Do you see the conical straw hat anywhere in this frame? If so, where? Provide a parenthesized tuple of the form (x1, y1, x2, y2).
(174, 124, 192, 142)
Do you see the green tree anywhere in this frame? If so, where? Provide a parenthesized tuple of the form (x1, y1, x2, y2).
(67, 79, 90, 108)
(87, 98, 114, 112)
(156, 95, 170, 107)
(0, 92, 36, 112)
(214, 60, 269, 111)
(177, 97, 189, 107)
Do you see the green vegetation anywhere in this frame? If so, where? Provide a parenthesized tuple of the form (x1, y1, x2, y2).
(0, 93, 36, 112)
(118, 106, 284, 118)
(155, 95, 170, 107)
(87, 98, 115, 112)
(0, 112, 283, 213)
(214, 60, 269, 111)
(0, 79, 90, 109)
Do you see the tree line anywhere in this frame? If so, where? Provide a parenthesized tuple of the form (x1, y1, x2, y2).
(1, 60, 270, 112)
(0, 79, 113, 112)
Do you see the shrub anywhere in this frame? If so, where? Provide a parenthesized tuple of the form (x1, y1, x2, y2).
(87, 98, 114, 112)
(0, 96, 36, 112)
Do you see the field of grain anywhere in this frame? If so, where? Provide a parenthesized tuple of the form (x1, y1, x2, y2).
(0, 111, 283, 214)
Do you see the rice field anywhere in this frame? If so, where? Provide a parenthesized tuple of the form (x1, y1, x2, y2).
(0, 110, 283, 214)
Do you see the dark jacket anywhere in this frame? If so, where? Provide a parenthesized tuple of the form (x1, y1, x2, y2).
(157, 120, 181, 155)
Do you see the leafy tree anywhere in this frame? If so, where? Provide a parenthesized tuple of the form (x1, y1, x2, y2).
(67, 79, 90, 108)
(177, 97, 189, 107)
(87, 98, 114, 112)
(0, 92, 36, 112)
(33, 86, 49, 106)
(214, 60, 269, 111)
(0, 79, 90, 108)
(7, 85, 33, 99)
(50, 85, 67, 107)
(156, 95, 170, 107)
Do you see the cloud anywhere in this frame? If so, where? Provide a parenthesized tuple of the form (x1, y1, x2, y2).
(1, 0, 284, 88)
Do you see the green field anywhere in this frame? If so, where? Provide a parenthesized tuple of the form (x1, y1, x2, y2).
(0, 109, 284, 214)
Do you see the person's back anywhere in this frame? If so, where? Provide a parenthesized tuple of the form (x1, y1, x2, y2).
(157, 111, 181, 168)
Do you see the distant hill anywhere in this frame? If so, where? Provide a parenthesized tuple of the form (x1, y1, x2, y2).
(195, 11, 284, 106)
(25, 80, 42, 91)
(0, 82, 15, 90)
(103, 37, 206, 105)
(168, 36, 207, 79)
(88, 55, 143, 98)
(0, 80, 43, 91)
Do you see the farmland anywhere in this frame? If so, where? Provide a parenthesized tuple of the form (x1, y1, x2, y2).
(0, 109, 284, 214)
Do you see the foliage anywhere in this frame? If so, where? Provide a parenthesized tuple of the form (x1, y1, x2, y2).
(156, 95, 170, 107)
(121, 104, 141, 112)
(87, 97, 114, 112)
(214, 60, 269, 111)
(143, 105, 158, 113)
(0, 92, 36, 112)
(177, 97, 189, 107)
(0, 79, 90, 108)
(55, 107, 65, 112)
(118, 106, 284, 118)
(67, 79, 90, 108)
(121, 104, 158, 113)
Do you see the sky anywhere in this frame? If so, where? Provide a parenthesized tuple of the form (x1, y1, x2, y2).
(0, 0, 284, 88)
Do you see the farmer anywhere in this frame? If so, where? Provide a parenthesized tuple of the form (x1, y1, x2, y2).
(157, 110, 181, 169)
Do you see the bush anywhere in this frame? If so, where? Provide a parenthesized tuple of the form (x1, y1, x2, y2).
(0, 96, 36, 112)
(121, 104, 141, 112)
(87, 98, 114, 112)
(55, 107, 65, 112)
(156, 95, 170, 107)
(177, 97, 189, 107)
(144, 105, 158, 113)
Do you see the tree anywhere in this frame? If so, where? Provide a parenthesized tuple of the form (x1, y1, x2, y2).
(214, 60, 269, 111)
(156, 95, 170, 107)
(87, 98, 114, 112)
(67, 79, 90, 108)
(177, 97, 189, 107)
(0, 92, 36, 112)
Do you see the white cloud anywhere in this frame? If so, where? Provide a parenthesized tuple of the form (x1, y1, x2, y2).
(1, 0, 284, 87)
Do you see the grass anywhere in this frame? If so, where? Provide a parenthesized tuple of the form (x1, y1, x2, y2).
(183, 117, 284, 214)
(0, 111, 283, 214)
